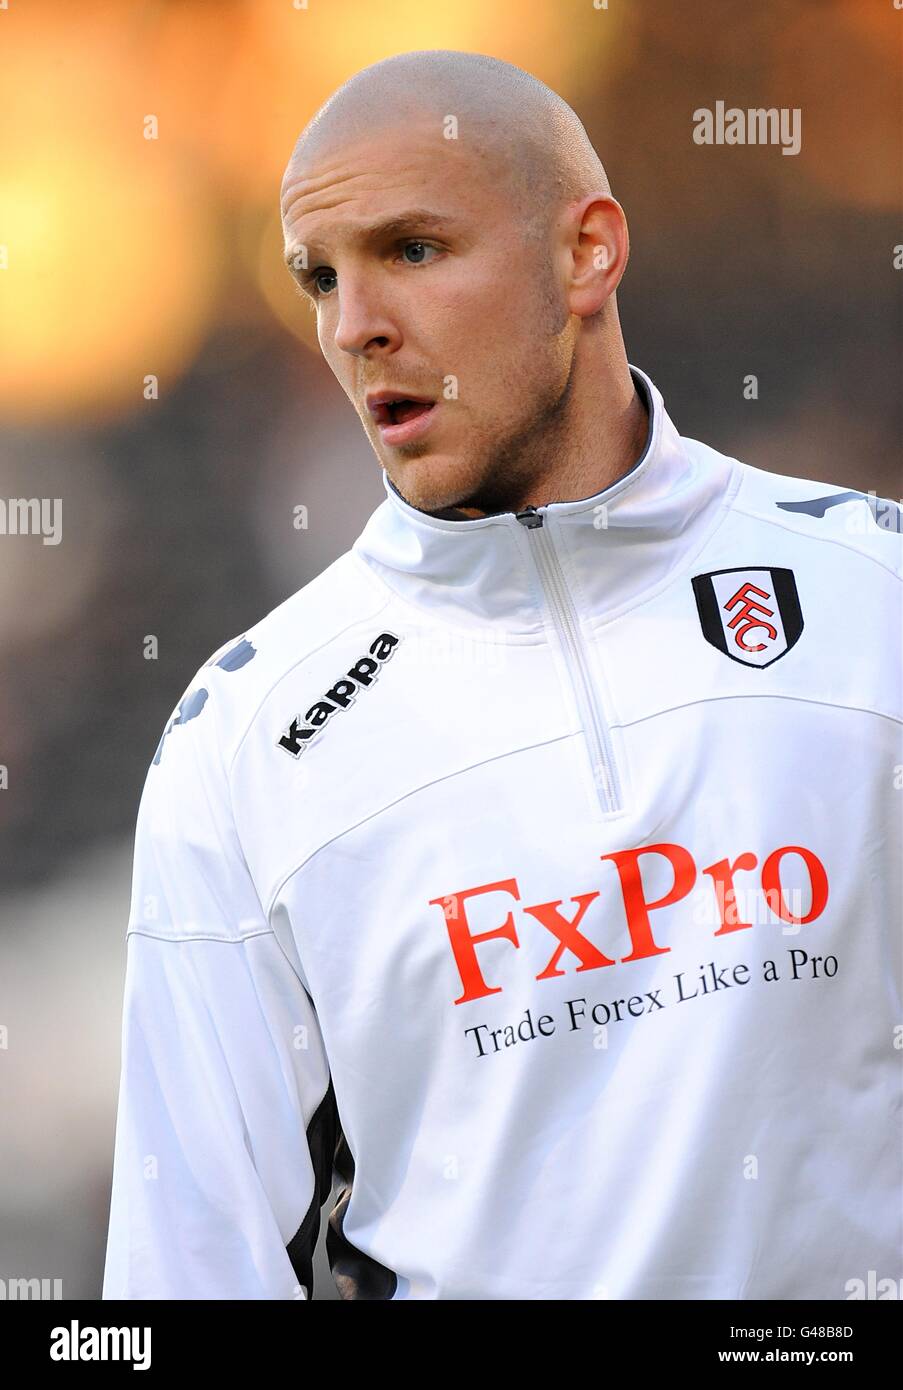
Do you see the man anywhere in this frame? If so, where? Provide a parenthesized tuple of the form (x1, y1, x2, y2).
(103, 51, 902, 1300)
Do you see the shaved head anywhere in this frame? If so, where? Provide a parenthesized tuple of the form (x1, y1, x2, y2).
(281, 50, 643, 517)
(285, 50, 611, 247)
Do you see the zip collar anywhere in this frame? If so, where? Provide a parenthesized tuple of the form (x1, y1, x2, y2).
(352, 364, 736, 634)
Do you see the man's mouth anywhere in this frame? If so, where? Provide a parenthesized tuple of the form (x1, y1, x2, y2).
(393, 400, 431, 424)
(368, 397, 435, 427)
(366, 393, 438, 445)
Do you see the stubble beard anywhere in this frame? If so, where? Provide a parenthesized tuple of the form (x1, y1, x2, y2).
(390, 256, 574, 518)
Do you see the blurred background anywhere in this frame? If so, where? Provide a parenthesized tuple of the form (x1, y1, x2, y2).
(0, 0, 900, 1299)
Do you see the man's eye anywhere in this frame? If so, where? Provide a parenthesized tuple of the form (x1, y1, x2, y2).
(400, 240, 439, 266)
(306, 242, 439, 298)
(309, 269, 337, 297)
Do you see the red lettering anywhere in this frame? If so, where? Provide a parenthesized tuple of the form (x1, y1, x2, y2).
(599, 843, 697, 961)
(524, 892, 615, 980)
(435, 841, 831, 1003)
(430, 879, 521, 1005)
(703, 852, 758, 934)
(761, 845, 829, 924)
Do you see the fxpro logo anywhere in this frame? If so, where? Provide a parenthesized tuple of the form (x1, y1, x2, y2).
(49, 1321, 151, 1370)
(277, 631, 401, 758)
(431, 839, 829, 1004)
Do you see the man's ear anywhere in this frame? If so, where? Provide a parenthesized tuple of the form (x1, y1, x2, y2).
(564, 194, 630, 319)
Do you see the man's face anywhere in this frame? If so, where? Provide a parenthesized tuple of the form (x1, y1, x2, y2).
(280, 118, 575, 514)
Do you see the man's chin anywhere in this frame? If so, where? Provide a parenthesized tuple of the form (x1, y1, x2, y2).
(383, 454, 487, 518)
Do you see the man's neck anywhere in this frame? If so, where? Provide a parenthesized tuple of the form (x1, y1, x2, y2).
(435, 357, 650, 521)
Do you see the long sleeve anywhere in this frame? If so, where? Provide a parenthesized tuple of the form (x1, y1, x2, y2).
(102, 672, 337, 1299)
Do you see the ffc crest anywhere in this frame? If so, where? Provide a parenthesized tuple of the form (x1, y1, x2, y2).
(692, 567, 803, 668)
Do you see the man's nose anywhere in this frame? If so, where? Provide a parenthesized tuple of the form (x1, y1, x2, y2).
(333, 277, 400, 356)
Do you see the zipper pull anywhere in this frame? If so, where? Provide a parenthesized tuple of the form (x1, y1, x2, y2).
(514, 505, 544, 529)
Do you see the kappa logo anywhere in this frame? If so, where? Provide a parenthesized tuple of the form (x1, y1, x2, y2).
(776, 489, 902, 532)
(277, 631, 401, 758)
(692, 567, 803, 668)
(153, 636, 256, 765)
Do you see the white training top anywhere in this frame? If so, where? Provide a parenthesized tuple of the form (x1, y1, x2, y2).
(102, 365, 902, 1300)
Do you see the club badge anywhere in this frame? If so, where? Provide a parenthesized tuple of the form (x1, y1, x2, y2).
(692, 567, 803, 668)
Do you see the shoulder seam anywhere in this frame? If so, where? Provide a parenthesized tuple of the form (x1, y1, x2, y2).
(620, 691, 903, 730)
(125, 925, 275, 945)
(730, 501, 903, 583)
(263, 730, 581, 919)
